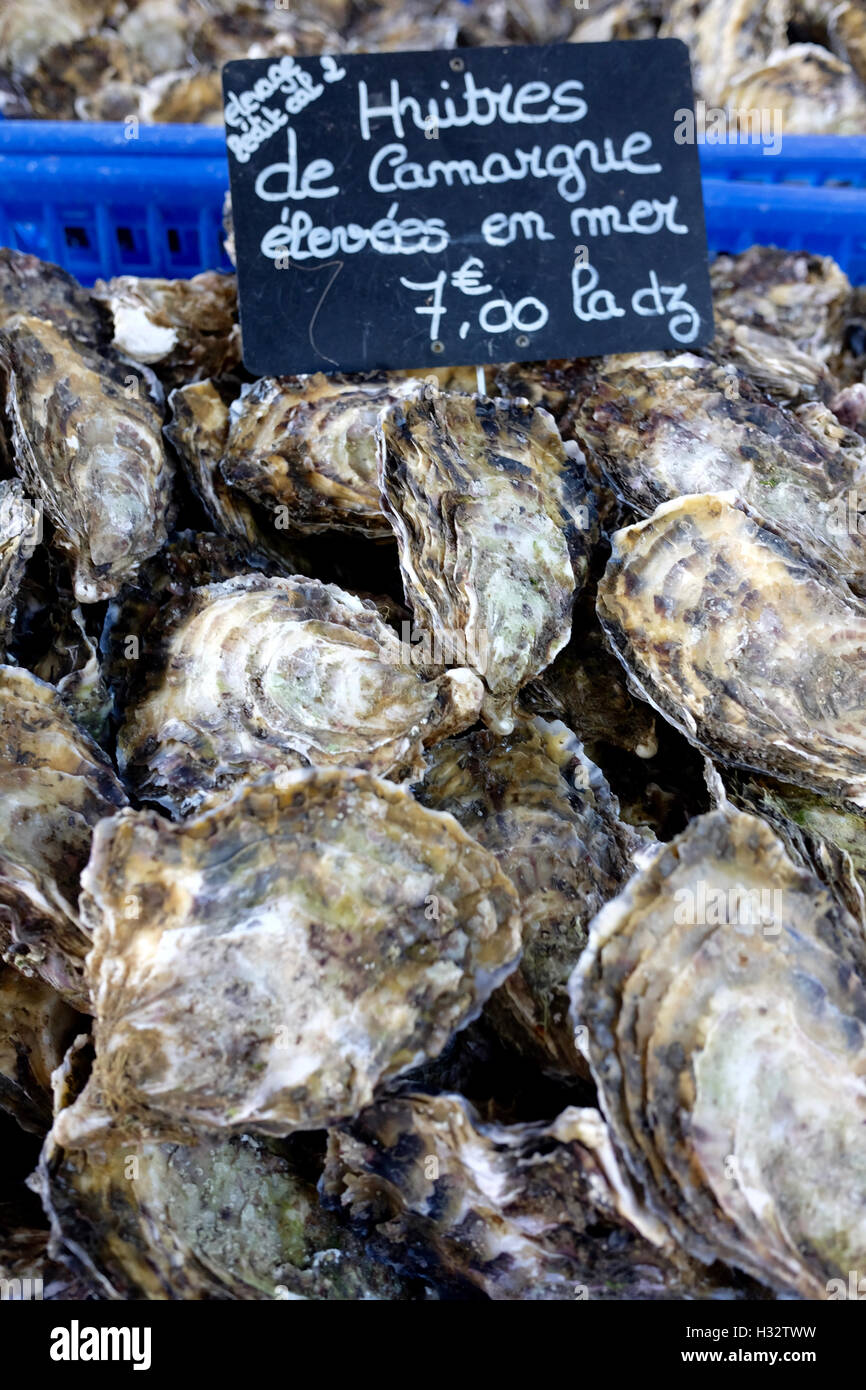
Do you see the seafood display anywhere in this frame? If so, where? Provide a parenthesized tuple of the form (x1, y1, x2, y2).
(2, 0, 866, 130)
(1, 0, 866, 1311)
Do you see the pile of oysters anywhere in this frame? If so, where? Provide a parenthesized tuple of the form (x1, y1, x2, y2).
(1, 238, 866, 1300)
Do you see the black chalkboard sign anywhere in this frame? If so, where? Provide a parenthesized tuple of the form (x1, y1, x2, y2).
(223, 41, 713, 376)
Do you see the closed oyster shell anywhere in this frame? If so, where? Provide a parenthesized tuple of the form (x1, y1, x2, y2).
(0, 478, 35, 659)
(570, 805, 866, 1298)
(0, 967, 80, 1133)
(729, 772, 866, 935)
(164, 385, 309, 571)
(722, 43, 866, 134)
(597, 492, 866, 806)
(0, 666, 127, 1009)
(35, 1070, 411, 1300)
(117, 572, 483, 815)
(570, 352, 866, 593)
(92, 272, 240, 391)
(322, 1091, 750, 1300)
(221, 374, 426, 538)
(62, 770, 521, 1144)
(379, 392, 597, 733)
(418, 718, 646, 1073)
(0, 315, 174, 604)
(660, 0, 788, 98)
(709, 246, 852, 366)
(0, 248, 110, 348)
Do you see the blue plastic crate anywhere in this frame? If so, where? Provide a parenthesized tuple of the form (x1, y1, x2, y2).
(0, 121, 864, 284)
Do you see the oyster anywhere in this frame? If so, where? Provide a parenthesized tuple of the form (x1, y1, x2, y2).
(0, 0, 99, 77)
(722, 43, 866, 134)
(35, 1043, 412, 1301)
(0, 315, 174, 603)
(597, 492, 866, 805)
(379, 392, 598, 733)
(221, 374, 426, 538)
(115, 572, 484, 815)
(165, 381, 300, 566)
(571, 805, 866, 1298)
(0, 666, 127, 1009)
(0, 968, 80, 1133)
(0, 479, 36, 659)
(92, 272, 240, 391)
(660, 0, 788, 98)
(709, 246, 852, 368)
(728, 772, 866, 934)
(418, 718, 646, 1073)
(322, 1091, 749, 1300)
(569, 352, 866, 592)
(0, 248, 110, 348)
(60, 769, 521, 1144)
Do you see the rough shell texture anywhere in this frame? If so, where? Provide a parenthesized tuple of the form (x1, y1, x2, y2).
(379, 391, 597, 733)
(569, 351, 866, 593)
(708, 246, 852, 366)
(0, 665, 127, 1010)
(322, 1091, 752, 1300)
(721, 43, 866, 136)
(659, 0, 787, 98)
(0, 967, 80, 1133)
(570, 805, 866, 1298)
(0, 314, 174, 603)
(92, 271, 240, 390)
(0, 247, 110, 347)
(418, 717, 647, 1073)
(116, 572, 485, 815)
(221, 374, 425, 538)
(597, 492, 866, 806)
(61, 769, 522, 1144)
(35, 1041, 412, 1301)
(164, 382, 308, 569)
(0, 478, 35, 659)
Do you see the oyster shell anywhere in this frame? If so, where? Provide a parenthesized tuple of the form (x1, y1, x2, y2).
(597, 492, 866, 806)
(709, 246, 852, 368)
(116, 572, 484, 815)
(0, 248, 110, 348)
(660, 0, 788, 98)
(92, 272, 240, 392)
(569, 352, 866, 593)
(418, 718, 646, 1073)
(61, 769, 521, 1144)
(0, 478, 36, 660)
(0, 666, 127, 1009)
(379, 392, 598, 733)
(0, 967, 80, 1133)
(322, 1091, 750, 1300)
(221, 374, 426, 538)
(0, 315, 174, 604)
(571, 805, 866, 1298)
(0, 0, 99, 76)
(165, 381, 300, 566)
(722, 43, 866, 134)
(35, 1039, 412, 1301)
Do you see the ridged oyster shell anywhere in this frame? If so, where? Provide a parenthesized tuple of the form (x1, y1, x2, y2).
(35, 1041, 411, 1301)
(221, 374, 425, 538)
(0, 967, 80, 1133)
(418, 717, 646, 1073)
(0, 247, 110, 348)
(116, 572, 484, 816)
(0, 665, 127, 1010)
(379, 392, 598, 733)
(570, 805, 866, 1298)
(0, 478, 35, 659)
(569, 351, 866, 592)
(322, 1091, 750, 1300)
(92, 271, 240, 391)
(597, 492, 866, 804)
(61, 770, 521, 1144)
(0, 314, 173, 603)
